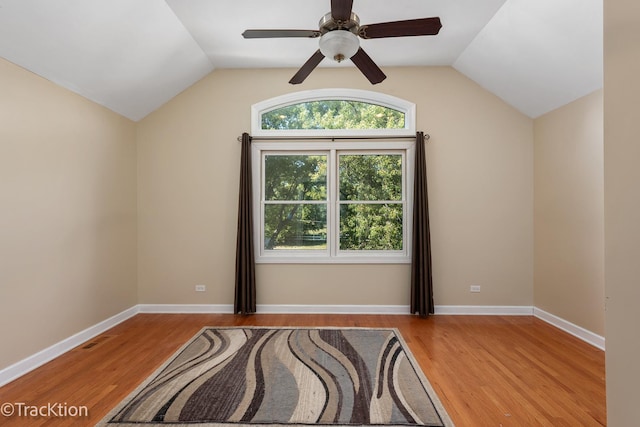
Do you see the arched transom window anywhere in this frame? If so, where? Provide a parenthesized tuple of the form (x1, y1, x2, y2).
(251, 88, 416, 137)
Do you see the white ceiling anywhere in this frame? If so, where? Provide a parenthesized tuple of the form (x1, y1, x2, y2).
(0, 0, 602, 121)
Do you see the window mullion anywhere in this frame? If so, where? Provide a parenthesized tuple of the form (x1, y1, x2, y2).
(329, 149, 338, 257)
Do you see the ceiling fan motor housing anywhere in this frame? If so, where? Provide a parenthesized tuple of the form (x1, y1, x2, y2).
(319, 11, 360, 34)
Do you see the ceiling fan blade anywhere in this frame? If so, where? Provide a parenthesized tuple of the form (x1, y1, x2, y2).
(359, 17, 442, 39)
(242, 29, 321, 39)
(350, 48, 386, 85)
(289, 50, 325, 84)
(331, 0, 353, 22)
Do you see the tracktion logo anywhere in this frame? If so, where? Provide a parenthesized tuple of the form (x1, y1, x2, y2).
(1, 402, 89, 418)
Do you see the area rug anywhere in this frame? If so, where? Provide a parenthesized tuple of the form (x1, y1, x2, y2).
(97, 327, 454, 426)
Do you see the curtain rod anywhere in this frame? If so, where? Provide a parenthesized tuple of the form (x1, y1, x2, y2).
(237, 134, 429, 142)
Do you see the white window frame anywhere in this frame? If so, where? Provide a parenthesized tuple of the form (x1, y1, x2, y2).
(251, 88, 416, 137)
(253, 141, 414, 264)
(250, 90, 416, 264)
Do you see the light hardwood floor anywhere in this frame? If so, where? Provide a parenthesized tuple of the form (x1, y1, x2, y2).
(0, 314, 606, 426)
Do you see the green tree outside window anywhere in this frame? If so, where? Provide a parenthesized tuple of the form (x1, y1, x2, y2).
(262, 100, 405, 130)
(263, 153, 404, 251)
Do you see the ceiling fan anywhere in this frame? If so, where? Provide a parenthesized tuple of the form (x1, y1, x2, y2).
(242, 0, 442, 85)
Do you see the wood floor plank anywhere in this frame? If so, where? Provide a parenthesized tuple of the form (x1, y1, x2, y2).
(0, 314, 606, 426)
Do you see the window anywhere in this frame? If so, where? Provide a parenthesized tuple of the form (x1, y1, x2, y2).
(263, 153, 328, 251)
(252, 88, 415, 137)
(254, 142, 414, 263)
(338, 153, 404, 251)
(251, 90, 416, 264)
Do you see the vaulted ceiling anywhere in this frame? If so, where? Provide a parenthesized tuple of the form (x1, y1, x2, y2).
(0, 0, 602, 121)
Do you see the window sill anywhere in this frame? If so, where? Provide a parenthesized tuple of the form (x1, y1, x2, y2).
(256, 256, 411, 265)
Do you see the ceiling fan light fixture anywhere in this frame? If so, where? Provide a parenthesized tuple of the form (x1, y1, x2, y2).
(319, 30, 359, 62)
(243, 2, 442, 85)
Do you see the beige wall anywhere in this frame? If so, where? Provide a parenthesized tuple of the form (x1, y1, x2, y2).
(0, 58, 137, 369)
(137, 66, 534, 308)
(533, 90, 604, 335)
(604, 0, 640, 424)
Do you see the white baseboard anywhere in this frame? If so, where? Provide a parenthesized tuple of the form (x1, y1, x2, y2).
(135, 304, 532, 316)
(435, 305, 534, 315)
(257, 304, 411, 314)
(138, 304, 234, 314)
(0, 305, 139, 388)
(533, 307, 605, 350)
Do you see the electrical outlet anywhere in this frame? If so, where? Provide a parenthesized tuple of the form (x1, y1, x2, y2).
(195, 285, 206, 292)
(470, 285, 481, 293)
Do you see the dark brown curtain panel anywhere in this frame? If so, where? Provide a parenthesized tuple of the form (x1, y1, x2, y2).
(411, 131, 434, 316)
(234, 132, 256, 314)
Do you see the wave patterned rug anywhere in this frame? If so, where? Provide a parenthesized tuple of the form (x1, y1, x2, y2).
(97, 327, 453, 426)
